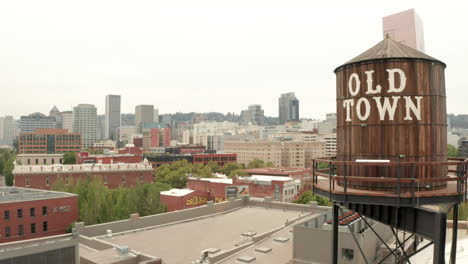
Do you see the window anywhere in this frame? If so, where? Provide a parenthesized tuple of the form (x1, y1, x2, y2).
(31, 223, 36, 234)
(27, 159, 31, 165)
(4, 210, 10, 220)
(30, 208, 35, 217)
(42, 221, 48, 232)
(35, 159, 38, 165)
(18, 225, 24, 236)
(46, 175, 50, 186)
(104, 176, 108, 185)
(60, 159, 63, 164)
(5, 227, 11, 238)
(26, 176, 30, 186)
(43, 159, 46, 164)
(140, 173, 144, 183)
(52, 159, 55, 164)
(122, 175, 126, 184)
(342, 248, 355, 261)
(17, 209, 23, 218)
(66, 175, 70, 185)
(42, 206, 47, 216)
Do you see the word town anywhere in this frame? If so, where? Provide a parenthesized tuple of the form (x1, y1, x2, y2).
(343, 68, 422, 122)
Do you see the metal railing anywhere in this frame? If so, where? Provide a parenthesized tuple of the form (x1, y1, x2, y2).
(312, 157, 468, 205)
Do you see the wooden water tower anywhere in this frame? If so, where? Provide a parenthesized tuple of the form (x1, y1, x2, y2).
(313, 37, 467, 264)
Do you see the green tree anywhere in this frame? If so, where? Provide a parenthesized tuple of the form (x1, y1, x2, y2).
(294, 191, 330, 206)
(448, 144, 459, 157)
(3, 157, 15, 186)
(219, 162, 244, 175)
(228, 169, 248, 178)
(63, 152, 77, 164)
(247, 159, 266, 169)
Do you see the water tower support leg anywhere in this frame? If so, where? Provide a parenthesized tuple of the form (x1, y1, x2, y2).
(450, 203, 459, 264)
(433, 212, 447, 264)
(332, 203, 339, 264)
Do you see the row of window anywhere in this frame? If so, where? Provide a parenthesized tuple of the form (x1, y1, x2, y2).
(4, 207, 48, 220)
(25, 158, 63, 165)
(26, 174, 146, 186)
(3, 222, 48, 238)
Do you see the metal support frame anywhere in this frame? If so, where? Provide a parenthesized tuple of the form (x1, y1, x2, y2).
(338, 207, 369, 264)
(450, 203, 459, 264)
(332, 203, 339, 264)
(433, 212, 447, 264)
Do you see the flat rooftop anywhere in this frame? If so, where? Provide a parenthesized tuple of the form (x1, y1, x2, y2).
(97, 206, 305, 264)
(217, 215, 317, 264)
(0, 187, 77, 204)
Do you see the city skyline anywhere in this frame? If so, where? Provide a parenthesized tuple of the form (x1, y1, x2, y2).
(0, 1, 467, 119)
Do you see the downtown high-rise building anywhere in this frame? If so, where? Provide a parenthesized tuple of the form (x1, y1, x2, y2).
(60, 111, 73, 132)
(382, 9, 425, 52)
(153, 108, 159, 123)
(278, 92, 299, 124)
(240, 104, 265, 125)
(18, 113, 55, 133)
(0, 116, 15, 146)
(73, 104, 98, 149)
(135, 105, 154, 133)
(105, 95, 121, 140)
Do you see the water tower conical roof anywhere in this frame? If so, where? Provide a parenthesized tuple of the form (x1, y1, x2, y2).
(334, 37, 445, 72)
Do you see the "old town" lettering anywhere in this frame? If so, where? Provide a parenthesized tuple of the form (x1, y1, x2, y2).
(343, 68, 422, 122)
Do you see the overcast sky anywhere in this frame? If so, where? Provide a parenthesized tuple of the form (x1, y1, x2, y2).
(0, 0, 467, 119)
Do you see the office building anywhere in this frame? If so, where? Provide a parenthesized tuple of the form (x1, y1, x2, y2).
(153, 108, 159, 122)
(135, 105, 154, 133)
(73, 104, 98, 149)
(2, 116, 15, 146)
(18, 129, 81, 154)
(104, 95, 121, 140)
(18, 113, 55, 133)
(279, 92, 299, 124)
(382, 9, 425, 52)
(0, 187, 78, 244)
(60, 111, 73, 132)
(224, 140, 326, 168)
(240, 104, 265, 125)
(49, 105, 60, 118)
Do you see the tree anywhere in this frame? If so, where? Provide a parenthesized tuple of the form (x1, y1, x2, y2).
(3, 156, 15, 186)
(219, 162, 244, 175)
(294, 191, 330, 206)
(247, 159, 266, 169)
(228, 169, 248, 178)
(448, 144, 459, 157)
(63, 152, 77, 164)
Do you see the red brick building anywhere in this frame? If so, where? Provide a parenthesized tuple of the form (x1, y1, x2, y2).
(244, 167, 312, 179)
(165, 145, 206, 155)
(118, 146, 143, 156)
(192, 153, 237, 166)
(0, 187, 78, 244)
(13, 163, 154, 190)
(19, 129, 81, 154)
(133, 137, 143, 148)
(160, 189, 210, 212)
(143, 128, 171, 150)
(187, 175, 300, 203)
(144, 153, 237, 168)
(76, 152, 142, 164)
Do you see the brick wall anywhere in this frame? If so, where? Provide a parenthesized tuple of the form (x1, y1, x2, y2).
(0, 196, 78, 243)
(14, 170, 153, 190)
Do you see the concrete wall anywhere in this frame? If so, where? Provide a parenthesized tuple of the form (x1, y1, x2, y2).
(293, 214, 392, 264)
(81, 198, 246, 237)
